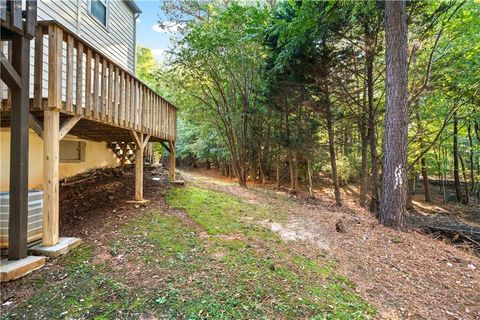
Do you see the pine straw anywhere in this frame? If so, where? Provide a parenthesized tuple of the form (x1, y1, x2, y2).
(183, 169, 480, 320)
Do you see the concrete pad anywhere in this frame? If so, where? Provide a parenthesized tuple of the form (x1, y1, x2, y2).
(171, 180, 185, 186)
(0, 256, 46, 282)
(29, 237, 82, 259)
(126, 199, 151, 206)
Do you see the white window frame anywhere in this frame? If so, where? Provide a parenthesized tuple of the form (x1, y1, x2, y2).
(88, 0, 109, 30)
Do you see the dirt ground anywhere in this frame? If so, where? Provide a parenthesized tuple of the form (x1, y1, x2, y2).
(182, 168, 480, 319)
(1, 165, 170, 309)
(1, 166, 479, 319)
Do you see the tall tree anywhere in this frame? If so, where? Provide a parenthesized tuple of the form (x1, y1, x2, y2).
(379, 0, 409, 230)
(452, 111, 463, 202)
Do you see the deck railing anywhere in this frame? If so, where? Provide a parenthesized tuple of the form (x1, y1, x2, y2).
(1, 21, 177, 141)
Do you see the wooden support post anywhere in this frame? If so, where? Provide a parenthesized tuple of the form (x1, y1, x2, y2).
(169, 140, 176, 182)
(127, 131, 151, 204)
(43, 109, 60, 246)
(48, 24, 62, 111)
(134, 132, 144, 201)
(8, 34, 30, 260)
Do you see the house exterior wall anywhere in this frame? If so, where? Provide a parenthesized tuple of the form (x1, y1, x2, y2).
(37, 0, 136, 72)
(1, 0, 137, 101)
(0, 1, 137, 191)
(0, 129, 120, 191)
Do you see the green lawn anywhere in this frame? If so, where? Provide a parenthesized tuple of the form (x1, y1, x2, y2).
(2, 186, 375, 320)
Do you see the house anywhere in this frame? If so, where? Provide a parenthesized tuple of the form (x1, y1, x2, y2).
(0, 0, 177, 278)
(2, 0, 142, 191)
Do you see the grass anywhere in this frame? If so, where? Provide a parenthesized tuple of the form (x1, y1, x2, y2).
(2, 185, 375, 320)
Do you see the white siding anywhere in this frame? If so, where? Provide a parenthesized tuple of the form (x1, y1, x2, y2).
(36, 0, 135, 72)
(79, 0, 136, 72)
(37, 0, 79, 34)
(1, 0, 136, 101)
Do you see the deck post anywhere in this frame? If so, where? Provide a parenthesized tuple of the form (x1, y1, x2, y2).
(135, 133, 144, 201)
(128, 131, 151, 204)
(169, 140, 176, 181)
(42, 109, 60, 246)
(7, 34, 30, 260)
(40, 23, 63, 247)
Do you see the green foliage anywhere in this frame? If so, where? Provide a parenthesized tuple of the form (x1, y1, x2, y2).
(136, 45, 163, 93)
(166, 186, 277, 236)
(155, 0, 479, 197)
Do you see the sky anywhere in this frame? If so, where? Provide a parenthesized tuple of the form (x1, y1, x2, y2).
(135, 1, 176, 63)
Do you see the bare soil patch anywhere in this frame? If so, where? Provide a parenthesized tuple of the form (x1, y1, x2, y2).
(1, 164, 175, 308)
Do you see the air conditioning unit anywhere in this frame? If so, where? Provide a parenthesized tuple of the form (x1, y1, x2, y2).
(0, 191, 43, 249)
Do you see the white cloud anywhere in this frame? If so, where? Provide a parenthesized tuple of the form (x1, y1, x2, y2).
(151, 48, 166, 63)
(152, 21, 182, 33)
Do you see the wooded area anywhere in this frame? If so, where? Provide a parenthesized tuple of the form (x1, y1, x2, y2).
(2, 1, 479, 318)
(140, 0, 479, 230)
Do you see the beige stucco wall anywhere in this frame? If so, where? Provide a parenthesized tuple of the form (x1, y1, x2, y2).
(1, 128, 120, 191)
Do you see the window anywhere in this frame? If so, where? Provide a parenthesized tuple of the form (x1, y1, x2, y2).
(60, 141, 86, 163)
(90, 0, 107, 27)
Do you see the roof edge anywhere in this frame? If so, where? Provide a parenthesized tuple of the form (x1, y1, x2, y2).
(124, 0, 141, 14)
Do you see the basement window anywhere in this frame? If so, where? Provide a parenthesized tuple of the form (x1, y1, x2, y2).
(60, 141, 86, 163)
(89, 0, 108, 27)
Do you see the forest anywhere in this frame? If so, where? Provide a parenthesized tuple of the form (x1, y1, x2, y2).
(137, 0, 480, 230)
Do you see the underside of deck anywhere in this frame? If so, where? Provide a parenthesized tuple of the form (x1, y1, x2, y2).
(1, 109, 166, 143)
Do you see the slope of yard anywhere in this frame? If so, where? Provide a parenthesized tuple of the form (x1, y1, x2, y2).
(178, 170, 480, 319)
(0, 167, 374, 319)
(1, 167, 479, 319)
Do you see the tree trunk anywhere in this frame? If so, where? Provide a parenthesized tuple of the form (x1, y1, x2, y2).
(442, 146, 448, 204)
(360, 131, 369, 208)
(258, 154, 265, 185)
(459, 154, 470, 204)
(307, 159, 314, 197)
(415, 106, 432, 202)
(276, 150, 281, 188)
(467, 122, 476, 200)
(453, 111, 463, 202)
(379, 0, 408, 230)
(293, 153, 299, 191)
(288, 152, 296, 192)
(326, 102, 342, 206)
(321, 41, 341, 206)
(366, 34, 380, 214)
(358, 94, 369, 207)
(420, 157, 432, 202)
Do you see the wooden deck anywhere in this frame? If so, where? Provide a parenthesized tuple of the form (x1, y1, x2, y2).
(1, 21, 177, 143)
(1, 11, 177, 256)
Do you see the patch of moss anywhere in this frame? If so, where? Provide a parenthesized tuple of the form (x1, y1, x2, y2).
(293, 254, 337, 277)
(164, 186, 376, 319)
(166, 186, 276, 237)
